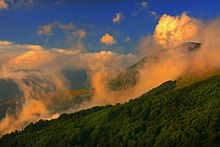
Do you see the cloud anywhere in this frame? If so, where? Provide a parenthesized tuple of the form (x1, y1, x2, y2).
(148, 11, 159, 19)
(100, 33, 117, 45)
(124, 36, 131, 42)
(52, 48, 81, 55)
(57, 22, 75, 32)
(38, 24, 54, 36)
(0, 41, 138, 135)
(25, 45, 44, 51)
(37, 21, 75, 36)
(133, 1, 148, 15)
(13, 0, 35, 8)
(0, 41, 13, 46)
(0, 42, 45, 63)
(71, 29, 86, 39)
(154, 12, 199, 49)
(0, 0, 8, 10)
(67, 29, 87, 51)
(112, 12, 123, 23)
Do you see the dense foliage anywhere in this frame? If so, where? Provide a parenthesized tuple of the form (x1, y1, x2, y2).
(0, 76, 220, 147)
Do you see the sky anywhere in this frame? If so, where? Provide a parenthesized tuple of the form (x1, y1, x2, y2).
(0, 0, 220, 54)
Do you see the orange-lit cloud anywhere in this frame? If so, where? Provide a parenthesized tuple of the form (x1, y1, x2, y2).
(154, 12, 199, 49)
(0, 0, 8, 10)
(0, 42, 138, 136)
(100, 33, 117, 45)
(37, 21, 75, 36)
(113, 12, 123, 23)
(38, 24, 54, 35)
(71, 29, 86, 39)
(0, 41, 13, 46)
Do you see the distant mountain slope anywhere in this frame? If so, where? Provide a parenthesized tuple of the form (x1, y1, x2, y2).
(1, 75, 219, 146)
(0, 79, 22, 101)
(109, 42, 201, 91)
(108, 56, 158, 90)
(0, 99, 18, 120)
(62, 70, 89, 90)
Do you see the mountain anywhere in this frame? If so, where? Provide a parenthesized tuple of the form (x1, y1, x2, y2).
(0, 79, 22, 101)
(0, 75, 219, 146)
(0, 99, 18, 120)
(0, 41, 205, 127)
(108, 56, 157, 90)
(109, 42, 201, 91)
(62, 70, 89, 90)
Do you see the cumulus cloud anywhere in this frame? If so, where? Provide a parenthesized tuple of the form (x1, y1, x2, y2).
(154, 12, 199, 49)
(112, 12, 123, 23)
(0, 0, 8, 10)
(100, 33, 117, 45)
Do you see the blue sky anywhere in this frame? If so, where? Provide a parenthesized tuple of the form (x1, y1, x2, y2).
(0, 0, 220, 53)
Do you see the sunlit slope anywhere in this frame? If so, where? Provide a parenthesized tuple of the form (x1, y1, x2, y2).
(109, 42, 201, 91)
(0, 75, 219, 146)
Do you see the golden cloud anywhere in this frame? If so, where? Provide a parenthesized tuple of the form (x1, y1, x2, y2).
(0, 0, 8, 10)
(113, 12, 123, 23)
(38, 24, 54, 35)
(100, 33, 117, 45)
(0, 41, 13, 46)
(154, 12, 199, 49)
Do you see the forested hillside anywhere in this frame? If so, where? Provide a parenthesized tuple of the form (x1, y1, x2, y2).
(0, 76, 219, 147)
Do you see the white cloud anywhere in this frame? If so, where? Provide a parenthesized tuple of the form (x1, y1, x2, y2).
(113, 12, 123, 23)
(100, 33, 117, 45)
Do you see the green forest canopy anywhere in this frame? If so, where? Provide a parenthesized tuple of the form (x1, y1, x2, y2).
(0, 76, 219, 147)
